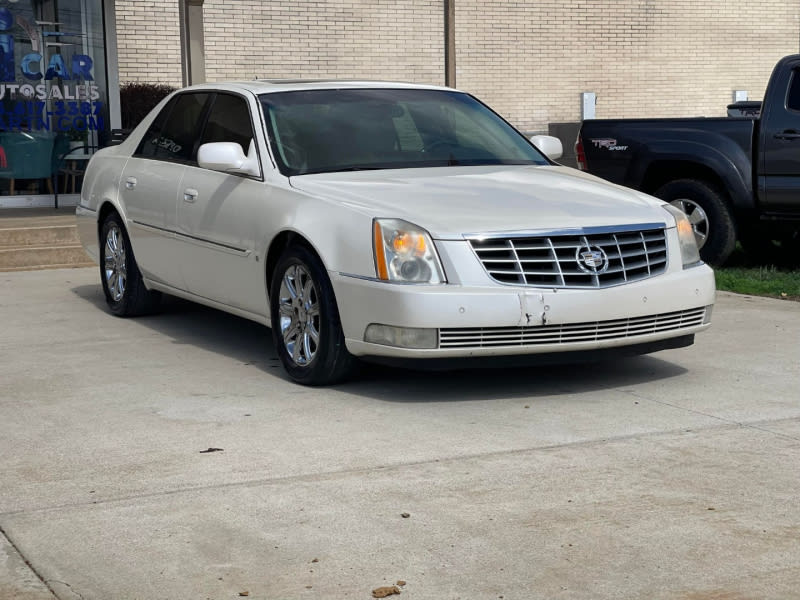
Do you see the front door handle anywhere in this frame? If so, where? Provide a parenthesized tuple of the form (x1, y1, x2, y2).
(183, 188, 198, 203)
(774, 130, 800, 140)
(125, 176, 137, 190)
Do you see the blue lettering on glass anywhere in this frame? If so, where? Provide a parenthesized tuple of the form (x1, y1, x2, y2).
(0, 34, 13, 81)
(0, 101, 104, 132)
(0, 8, 14, 81)
(0, 6, 95, 82)
(21, 53, 93, 81)
(71, 55, 93, 80)
(21, 53, 41, 80)
(0, 8, 13, 30)
(0, 5, 101, 132)
(44, 54, 69, 80)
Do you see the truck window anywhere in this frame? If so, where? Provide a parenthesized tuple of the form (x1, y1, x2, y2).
(788, 70, 800, 112)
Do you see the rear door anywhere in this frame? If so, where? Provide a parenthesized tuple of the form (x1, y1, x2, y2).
(122, 92, 211, 287)
(759, 62, 800, 215)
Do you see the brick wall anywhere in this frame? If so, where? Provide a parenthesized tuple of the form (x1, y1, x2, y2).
(113, 1, 800, 131)
(454, 0, 800, 131)
(114, 0, 444, 86)
(200, 0, 444, 85)
(115, 0, 183, 84)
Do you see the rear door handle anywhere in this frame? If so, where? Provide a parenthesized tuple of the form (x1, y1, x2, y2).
(125, 176, 137, 190)
(183, 188, 198, 203)
(774, 130, 800, 140)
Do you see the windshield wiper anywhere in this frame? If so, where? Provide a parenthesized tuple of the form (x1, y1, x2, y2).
(299, 166, 389, 175)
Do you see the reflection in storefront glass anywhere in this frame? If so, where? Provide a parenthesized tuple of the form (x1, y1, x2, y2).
(0, 0, 108, 197)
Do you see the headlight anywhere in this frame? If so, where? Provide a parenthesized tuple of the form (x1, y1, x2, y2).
(663, 204, 702, 267)
(373, 218, 445, 283)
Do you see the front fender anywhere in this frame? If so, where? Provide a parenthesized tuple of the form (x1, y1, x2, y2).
(256, 185, 379, 293)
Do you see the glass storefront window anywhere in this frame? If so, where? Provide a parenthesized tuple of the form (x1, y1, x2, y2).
(0, 0, 109, 197)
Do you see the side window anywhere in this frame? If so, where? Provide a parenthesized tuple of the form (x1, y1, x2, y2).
(787, 70, 800, 112)
(137, 93, 211, 163)
(135, 96, 177, 158)
(199, 93, 255, 153)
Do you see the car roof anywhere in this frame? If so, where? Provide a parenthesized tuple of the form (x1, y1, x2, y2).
(179, 79, 457, 95)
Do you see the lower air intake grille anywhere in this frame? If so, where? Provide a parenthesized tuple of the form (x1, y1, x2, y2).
(439, 307, 706, 348)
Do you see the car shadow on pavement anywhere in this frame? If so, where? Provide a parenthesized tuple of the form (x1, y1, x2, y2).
(71, 284, 279, 367)
(71, 284, 689, 401)
(341, 355, 687, 402)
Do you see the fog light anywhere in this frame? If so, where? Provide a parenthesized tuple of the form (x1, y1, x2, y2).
(364, 324, 438, 349)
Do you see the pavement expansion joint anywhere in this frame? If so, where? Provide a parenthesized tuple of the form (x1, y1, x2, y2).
(0, 523, 60, 600)
(619, 389, 800, 442)
(2, 416, 797, 520)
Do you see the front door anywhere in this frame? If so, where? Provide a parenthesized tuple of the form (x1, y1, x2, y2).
(760, 64, 800, 215)
(175, 92, 269, 316)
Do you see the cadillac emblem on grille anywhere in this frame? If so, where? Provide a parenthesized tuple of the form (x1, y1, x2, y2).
(577, 245, 608, 273)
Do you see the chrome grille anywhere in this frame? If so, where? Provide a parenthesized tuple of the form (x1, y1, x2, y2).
(439, 307, 706, 348)
(469, 227, 668, 288)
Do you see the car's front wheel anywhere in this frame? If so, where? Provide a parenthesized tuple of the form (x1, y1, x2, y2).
(269, 245, 355, 385)
(100, 212, 161, 316)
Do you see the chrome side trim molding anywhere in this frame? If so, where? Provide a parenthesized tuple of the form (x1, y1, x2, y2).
(131, 220, 250, 255)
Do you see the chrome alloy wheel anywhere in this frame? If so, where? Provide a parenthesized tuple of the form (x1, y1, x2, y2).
(278, 264, 321, 366)
(103, 225, 127, 302)
(670, 198, 709, 249)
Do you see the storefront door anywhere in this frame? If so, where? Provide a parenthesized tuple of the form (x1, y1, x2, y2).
(0, 0, 109, 204)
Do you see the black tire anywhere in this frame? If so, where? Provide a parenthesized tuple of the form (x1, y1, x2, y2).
(100, 213, 161, 316)
(269, 244, 355, 385)
(654, 179, 737, 266)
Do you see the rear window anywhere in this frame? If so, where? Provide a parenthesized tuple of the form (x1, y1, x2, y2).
(135, 93, 211, 163)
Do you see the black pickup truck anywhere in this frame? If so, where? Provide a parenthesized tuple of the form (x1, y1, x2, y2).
(576, 54, 800, 265)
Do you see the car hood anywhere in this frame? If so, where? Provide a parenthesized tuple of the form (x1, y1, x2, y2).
(290, 165, 671, 239)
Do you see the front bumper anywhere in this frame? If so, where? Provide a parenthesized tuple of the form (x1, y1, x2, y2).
(331, 264, 715, 359)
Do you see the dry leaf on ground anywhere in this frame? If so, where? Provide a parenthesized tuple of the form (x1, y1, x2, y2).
(372, 585, 401, 598)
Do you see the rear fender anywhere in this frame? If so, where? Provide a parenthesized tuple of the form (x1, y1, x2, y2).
(628, 137, 753, 211)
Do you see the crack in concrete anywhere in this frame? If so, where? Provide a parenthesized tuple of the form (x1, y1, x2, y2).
(46, 580, 85, 600)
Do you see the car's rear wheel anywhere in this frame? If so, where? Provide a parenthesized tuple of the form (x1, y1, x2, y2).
(100, 213, 161, 316)
(269, 245, 355, 385)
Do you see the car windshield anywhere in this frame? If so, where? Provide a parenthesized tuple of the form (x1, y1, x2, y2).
(259, 88, 549, 176)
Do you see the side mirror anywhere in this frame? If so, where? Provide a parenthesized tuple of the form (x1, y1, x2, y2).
(197, 140, 260, 177)
(529, 135, 563, 161)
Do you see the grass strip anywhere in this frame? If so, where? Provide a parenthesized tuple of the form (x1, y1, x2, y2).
(715, 265, 800, 301)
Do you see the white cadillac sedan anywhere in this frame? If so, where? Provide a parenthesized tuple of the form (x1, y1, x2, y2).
(76, 81, 715, 385)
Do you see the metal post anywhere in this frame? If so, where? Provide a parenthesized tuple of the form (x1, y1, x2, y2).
(444, 0, 456, 88)
(179, 0, 206, 86)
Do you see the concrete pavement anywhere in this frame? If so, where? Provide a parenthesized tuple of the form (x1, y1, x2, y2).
(0, 267, 798, 599)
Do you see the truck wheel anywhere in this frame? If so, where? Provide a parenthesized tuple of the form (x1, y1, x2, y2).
(654, 179, 736, 266)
